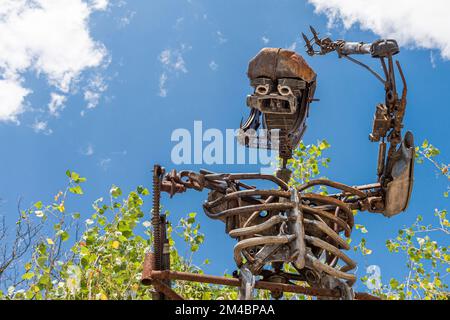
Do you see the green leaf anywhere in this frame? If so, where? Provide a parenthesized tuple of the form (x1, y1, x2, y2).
(72, 212, 81, 219)
(37, 256, 47, 268)
(110, 185, 122, 198)
(390, 278, 399, 289)
(188, 212, 197, 218)
(319, 140, 331, 150)
(118, 221, 130, 232)
(355, 224, 368, 234)
(137, 186, 150, 195)
(69, 185, 83, 195)
(34, 201, 43, 209)
(60, 231, 70, 242)
(38, 274, 51, 286)
(22, 272, 35, 280)
(68, 171, 86, 183)
(71, 171, 80, 181)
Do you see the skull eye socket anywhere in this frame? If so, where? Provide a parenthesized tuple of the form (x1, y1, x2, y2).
(251, 78, 273, 95)
(256, 84, 270, 95)
(277, 78, 306, 96)
(277, 84, 293, 96)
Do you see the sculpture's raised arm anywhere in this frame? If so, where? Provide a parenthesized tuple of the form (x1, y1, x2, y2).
(302, 26, 414, 217)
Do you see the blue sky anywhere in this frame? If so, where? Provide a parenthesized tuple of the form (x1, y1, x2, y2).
(1, 0, 449, 292)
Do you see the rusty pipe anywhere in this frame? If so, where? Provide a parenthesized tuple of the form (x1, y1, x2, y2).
(147, 270, 342, 298)
(229, 215, 287, 238)
(302, 193, 354, 229)
(141, 252, 183, 300)
(305, 235, 356, 272)
(304, 218, 349, 250)
(234, 235, 296, 266)
(306, 254, 356, 285)
(297, 179, 367, 198)
(204, 189, 290, 210)
(144, 269, 380, 300)
(300, 204, 351, 237)
(243, 196, 276, 228)
(204, 173, 289, 190)
(203, 202, 294, 220)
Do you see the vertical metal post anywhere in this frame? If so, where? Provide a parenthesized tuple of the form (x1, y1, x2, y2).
(160, 214, 171, 294)
(152, 165, 169, 300)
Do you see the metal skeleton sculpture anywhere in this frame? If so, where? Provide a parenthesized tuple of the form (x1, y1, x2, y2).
(141, 27, 415, 300)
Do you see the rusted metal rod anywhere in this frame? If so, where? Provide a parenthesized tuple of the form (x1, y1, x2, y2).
(204, 173, 290, 190)
(152, 279, 184, 300)
(145, 270, 342, 298)
(203, 202, 294, 219)
(204, 189, 291, 210)
(302, 193, 355, 229)
(143, 241, 378, 300)
(234, 235, 296, 266)
(229, 215, 287, 238)
(301, 205, 351, 237)
(297, 179, 367, 198)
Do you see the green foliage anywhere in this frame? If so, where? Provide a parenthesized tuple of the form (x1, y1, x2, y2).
(286, 139, 331, 188)
(366, 210, 449, 300)
(416, 139, 449, 197)
(1, 172, 239, 300)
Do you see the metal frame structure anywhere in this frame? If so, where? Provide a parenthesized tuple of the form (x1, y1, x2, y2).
(141, 27, 414, 300)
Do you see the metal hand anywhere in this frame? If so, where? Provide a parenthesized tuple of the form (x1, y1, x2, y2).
(302, 26, 342, 56)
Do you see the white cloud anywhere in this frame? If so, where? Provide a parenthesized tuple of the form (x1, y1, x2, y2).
(308, 0, 450, 59)
(209, 61, 218, 71)
(89, 0, 109, 11)
(0, 78, 30, 123)
(173, 17, 184, 29)
(118, 10, 135, 28)
(80, 143, 95, 156)
(84, 91, 101, 109)
(159, 48, 188, 74)
(430, 51, 437, 69)
(32, 120, 52, 135)
(158, 72, 168, 98)
(84, 74, 108, 109)
(261, 36, 270, 45)
(48, 93, 67, 116)
(216, 31, 227, 44)
(0, 0, 110, 123)
(157, 44, 191, 97)
(99, 157, 112, 170)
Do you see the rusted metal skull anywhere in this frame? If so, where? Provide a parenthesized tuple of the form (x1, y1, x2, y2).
(240, 48, 317, 163)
